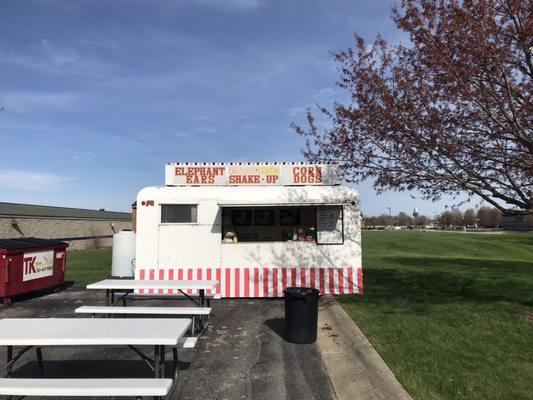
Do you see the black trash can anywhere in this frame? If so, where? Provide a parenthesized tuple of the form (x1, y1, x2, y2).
(284, 287, 320, 344)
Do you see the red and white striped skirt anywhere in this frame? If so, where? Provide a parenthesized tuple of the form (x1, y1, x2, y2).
(137, 267, 363, 297)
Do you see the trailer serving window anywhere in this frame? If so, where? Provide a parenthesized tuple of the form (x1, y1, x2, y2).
(161, 204, 198, 223)
(221, 205, 344, 244)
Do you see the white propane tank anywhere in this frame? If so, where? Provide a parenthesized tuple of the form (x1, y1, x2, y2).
(111, 230, 136, 278)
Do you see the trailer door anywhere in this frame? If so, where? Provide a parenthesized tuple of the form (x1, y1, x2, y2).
(157, 201, 221, 269)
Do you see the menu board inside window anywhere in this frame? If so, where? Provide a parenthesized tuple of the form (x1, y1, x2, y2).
(316, 206, 343, 244)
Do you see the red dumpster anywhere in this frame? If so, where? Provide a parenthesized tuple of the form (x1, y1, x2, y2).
(0, 237, 68, 305)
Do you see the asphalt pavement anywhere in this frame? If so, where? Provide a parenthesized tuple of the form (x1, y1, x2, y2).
(0, 287, 335, 400)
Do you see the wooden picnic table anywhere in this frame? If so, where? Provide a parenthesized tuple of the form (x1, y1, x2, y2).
(0, 318, 190, 380)
(87, 279, 219, 307)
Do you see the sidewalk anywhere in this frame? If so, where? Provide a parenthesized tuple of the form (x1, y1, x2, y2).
(317, 295, 413, 400)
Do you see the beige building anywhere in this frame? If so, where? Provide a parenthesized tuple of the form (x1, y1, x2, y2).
(0, 202, 131, 250)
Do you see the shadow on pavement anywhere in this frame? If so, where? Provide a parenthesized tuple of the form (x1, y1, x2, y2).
(264, 317, 286, 341)
(12, 359, 191, 378)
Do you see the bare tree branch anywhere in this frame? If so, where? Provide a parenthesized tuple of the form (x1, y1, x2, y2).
(294, 0, 533, 214)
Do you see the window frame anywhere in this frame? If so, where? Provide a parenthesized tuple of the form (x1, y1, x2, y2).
(221, 205, 318, 243)
(159, 203, 199, 225)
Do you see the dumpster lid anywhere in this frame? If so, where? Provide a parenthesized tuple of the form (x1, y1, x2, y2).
(0, 237, 68, 250)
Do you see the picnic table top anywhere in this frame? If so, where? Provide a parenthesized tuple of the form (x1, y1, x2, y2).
(0, 318, 190, 346)
(86, 279, 219, 291)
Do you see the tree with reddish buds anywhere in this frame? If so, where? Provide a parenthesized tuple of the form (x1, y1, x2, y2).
(294, 0, 532, 214)
(463, 208, 476, 226)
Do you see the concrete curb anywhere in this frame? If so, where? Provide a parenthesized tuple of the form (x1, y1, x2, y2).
(317, 295, 413, 400)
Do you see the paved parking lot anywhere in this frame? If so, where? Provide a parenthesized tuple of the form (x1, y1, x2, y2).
(0, 287, 335, 400)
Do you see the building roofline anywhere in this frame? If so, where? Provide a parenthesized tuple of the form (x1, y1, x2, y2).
(0, 202, 131, 221)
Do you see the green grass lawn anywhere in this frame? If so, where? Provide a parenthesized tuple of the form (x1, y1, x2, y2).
(337, 231, 533, 400)
(65, 247, 112, 286)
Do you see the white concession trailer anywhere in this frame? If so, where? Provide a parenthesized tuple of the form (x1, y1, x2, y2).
(135, 163, 362, 298)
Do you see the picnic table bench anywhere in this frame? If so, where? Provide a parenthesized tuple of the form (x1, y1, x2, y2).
(75, 305, 211, 339)
(85, 279, 219, 339)
(0, 318, 190, 399)
(0, 378, 172, 397)
(87, 279, 220, 307)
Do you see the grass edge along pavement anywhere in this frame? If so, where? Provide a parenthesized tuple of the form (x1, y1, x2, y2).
(318, 295, 413, 400)
(337, 231, 533, 400)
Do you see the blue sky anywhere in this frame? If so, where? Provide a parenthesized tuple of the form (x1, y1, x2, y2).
(0, 0, 471, 217)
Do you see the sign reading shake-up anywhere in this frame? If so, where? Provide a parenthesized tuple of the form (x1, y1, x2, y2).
(165, 162, 341, 186)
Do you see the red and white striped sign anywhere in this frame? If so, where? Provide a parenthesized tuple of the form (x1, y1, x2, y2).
(137, 267, 363, 297)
